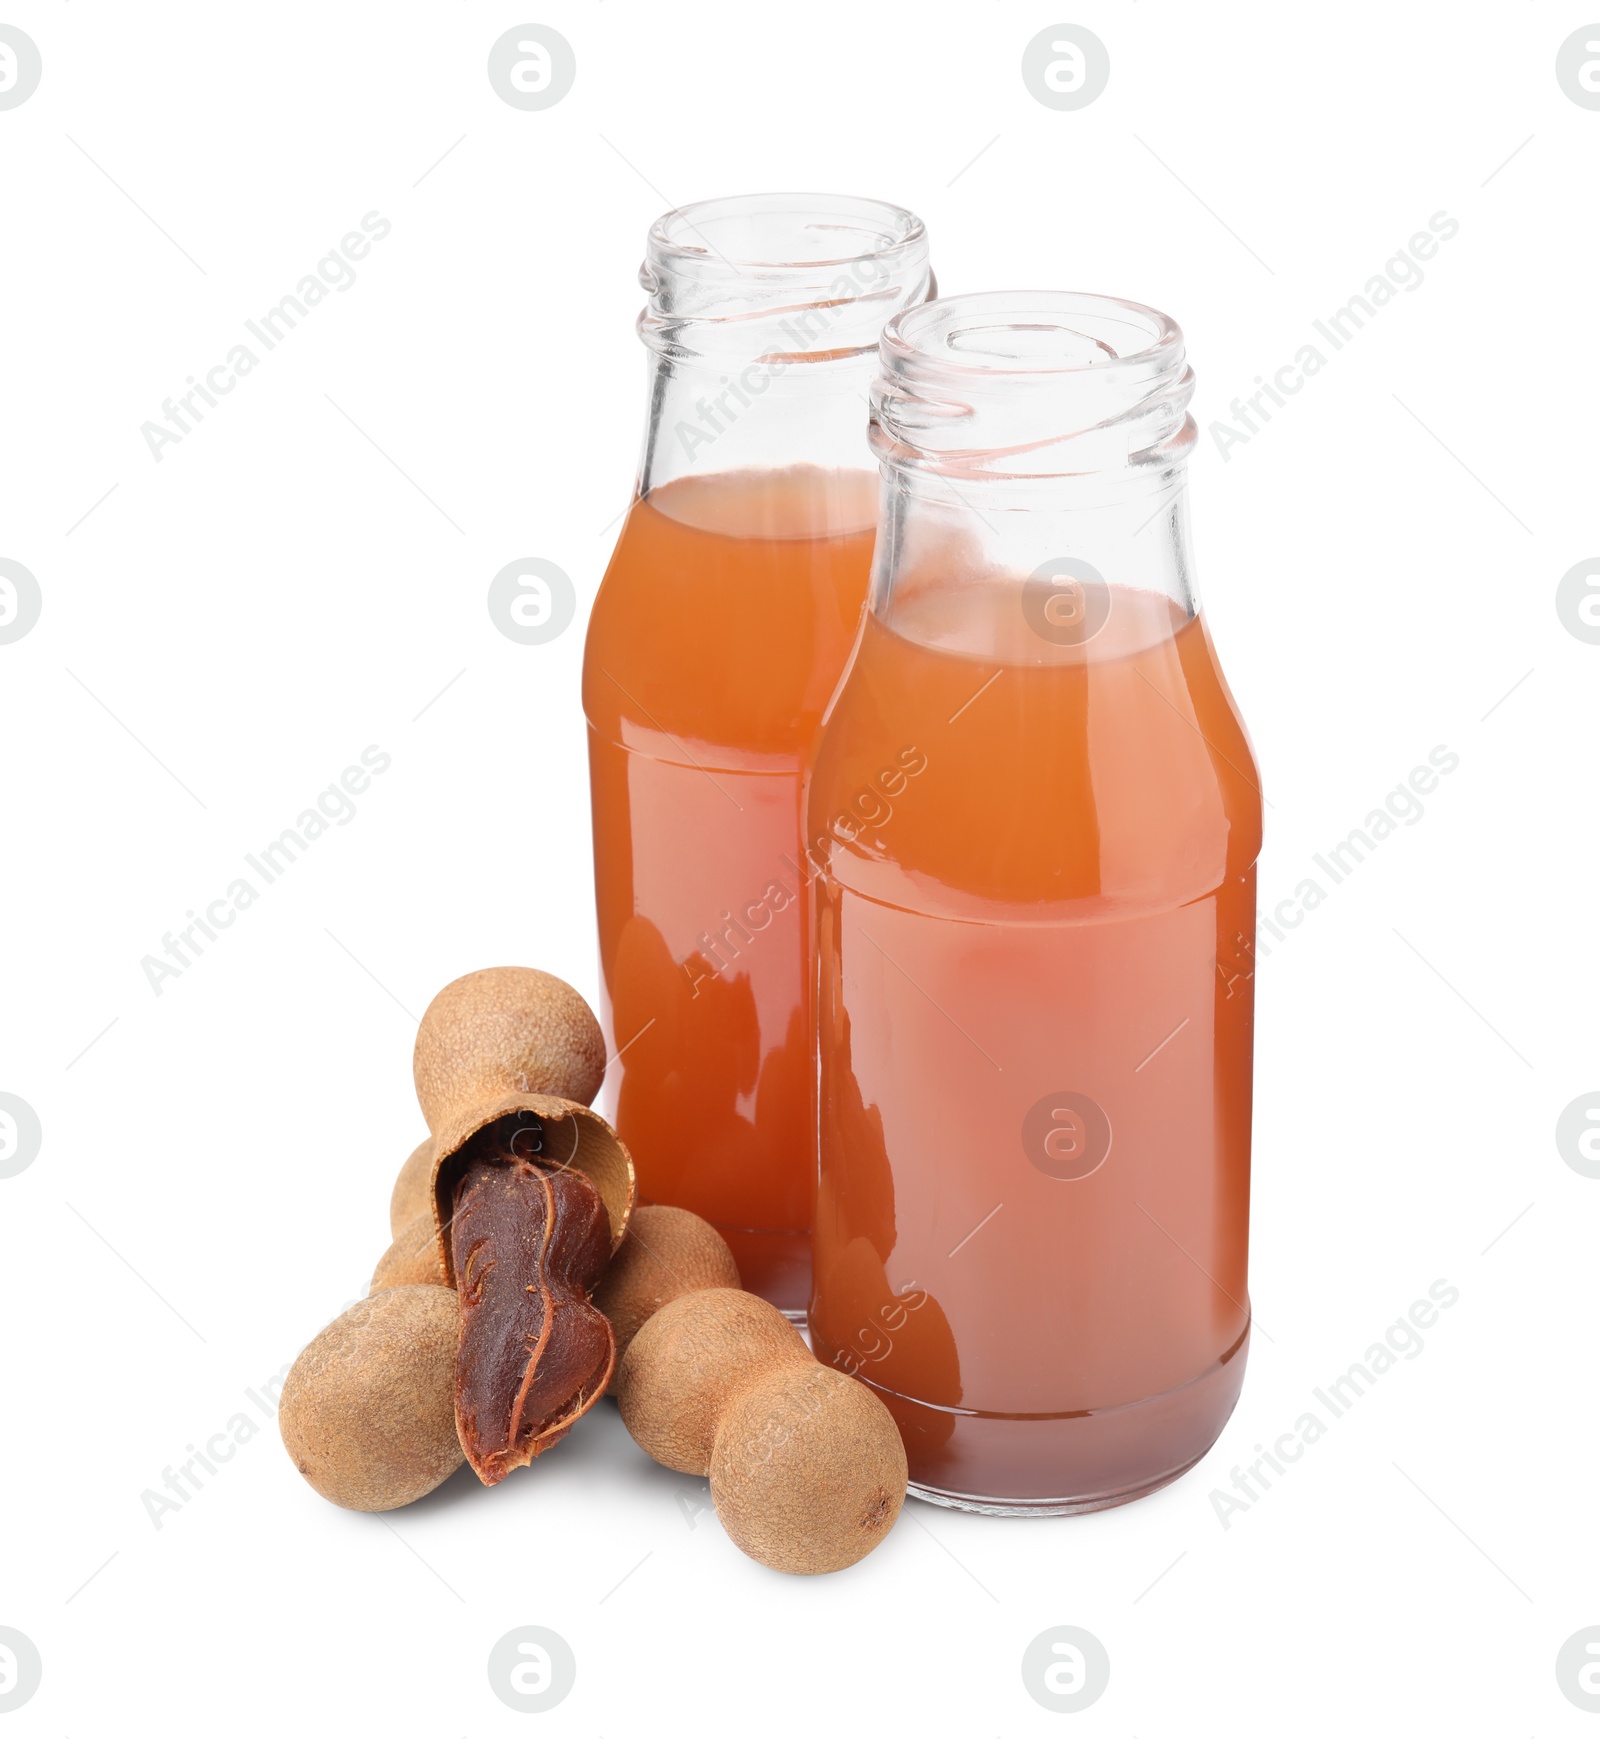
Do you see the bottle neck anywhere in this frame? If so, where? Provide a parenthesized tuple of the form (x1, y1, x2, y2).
(868, 456, 1198, 627)
(639, 350, 884, 499)
(632, 192, 932, 507)
(866, 291, 1200, 637)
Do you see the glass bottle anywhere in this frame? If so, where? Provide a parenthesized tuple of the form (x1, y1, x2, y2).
(806, 291, 1262, 1510)
(583, 195, 933, 1315)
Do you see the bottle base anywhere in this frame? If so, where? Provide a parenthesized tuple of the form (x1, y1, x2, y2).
(907, 1447, 1207, 1517)
(816, 1322, 1249, 1512)
(714, 1223, 811, 1321)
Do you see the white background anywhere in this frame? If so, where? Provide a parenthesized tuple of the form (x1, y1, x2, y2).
(3, 2, 1597, 1732)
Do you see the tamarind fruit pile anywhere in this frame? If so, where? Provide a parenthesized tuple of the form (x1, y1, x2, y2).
(278, 965, 906, 1575)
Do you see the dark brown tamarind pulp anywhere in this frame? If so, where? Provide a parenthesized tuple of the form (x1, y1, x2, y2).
(448, 1117, 615, 1485)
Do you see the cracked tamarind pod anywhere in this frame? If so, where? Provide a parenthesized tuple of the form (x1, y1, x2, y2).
(414, 966, 635, 1262)
(410, 965, 637, 1486)
(448, 1116, 616, 1484)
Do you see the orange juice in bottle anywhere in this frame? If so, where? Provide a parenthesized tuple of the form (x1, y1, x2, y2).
(583, 196, 933, 1313)
(807, 293, 1262, 1508)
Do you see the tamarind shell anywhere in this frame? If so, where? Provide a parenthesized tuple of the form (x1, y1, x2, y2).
(426, 1093, 634, 1264)
(413, 966, 634, 1255)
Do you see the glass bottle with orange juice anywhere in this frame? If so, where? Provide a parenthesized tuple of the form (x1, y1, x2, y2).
(806, 293, 1262, 1510)
(583, 195, 933, 1314)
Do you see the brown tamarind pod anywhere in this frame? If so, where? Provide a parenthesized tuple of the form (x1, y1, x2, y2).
(371, 1210, 449, 1292)
(389, 1138, 434, 1238)
(594, 1204, 741, 1382)
(410, 968, 637, 1488)
(615, 1288, 810, 1476)
(709, 1361, 907, 1575)
(279, 1286, 463, 1512)
(415, 968, 635, 1258)
(615, 1286, 908, 1574)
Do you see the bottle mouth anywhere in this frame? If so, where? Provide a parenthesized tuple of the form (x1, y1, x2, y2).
(871, 291, 1195, 480)
(639, 192, 934, 364)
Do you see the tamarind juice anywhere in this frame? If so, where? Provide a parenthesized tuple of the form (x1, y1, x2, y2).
(806, 574, 1262, 1509)
(584, 466, 878, 1313)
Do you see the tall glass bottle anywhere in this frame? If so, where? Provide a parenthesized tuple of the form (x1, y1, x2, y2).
(807, 292, 1262, 1509)
(583, 195, 933, 1314)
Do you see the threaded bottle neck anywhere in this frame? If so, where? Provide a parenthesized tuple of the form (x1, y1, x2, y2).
(638, 193, 933, 367)
(870, 291, 1195, 494)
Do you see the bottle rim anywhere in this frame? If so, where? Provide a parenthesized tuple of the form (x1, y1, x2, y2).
(882, 290, 1182, 378)
(639, 193, 933, 364)
(872, 290, 1194, 480)
(646, 191, 927, 273)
